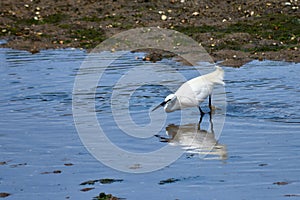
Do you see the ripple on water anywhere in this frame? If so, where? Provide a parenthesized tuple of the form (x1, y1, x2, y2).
(225, 60, 300, 123)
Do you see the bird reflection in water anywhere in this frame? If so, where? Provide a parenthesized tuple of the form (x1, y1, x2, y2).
(156, 114, 227, 160)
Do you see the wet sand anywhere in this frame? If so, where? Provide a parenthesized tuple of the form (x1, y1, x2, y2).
(0, 0, 299, 66)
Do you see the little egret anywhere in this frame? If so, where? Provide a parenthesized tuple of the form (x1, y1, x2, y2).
(152, 66, 224, 116)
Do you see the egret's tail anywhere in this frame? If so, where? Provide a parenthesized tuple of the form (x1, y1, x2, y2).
(207, 66, 225, 85)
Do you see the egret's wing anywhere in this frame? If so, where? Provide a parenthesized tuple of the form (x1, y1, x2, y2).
(175, 77, 212, 104)
(174, 82, 199, 107)
(174, 81, 195, 97)
(174, 67, 224, 105)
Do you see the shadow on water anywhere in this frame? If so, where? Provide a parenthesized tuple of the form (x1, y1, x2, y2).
(155, 113, 227, 160)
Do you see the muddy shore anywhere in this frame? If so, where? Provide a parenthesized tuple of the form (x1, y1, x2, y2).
(1, 0, 299, 66)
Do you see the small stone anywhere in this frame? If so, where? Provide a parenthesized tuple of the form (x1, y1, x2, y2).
(258, 163, 268, 166)
(64, 163, 73, 166)
(80, 180, 98, 185)
(284, 194, 300, 197)
(0, 193, 10, 198)
(80, 187, 94, 192)
(41, 170, 62, 174)
(273, 181, 289, 185)
(192, 12, 199, 16)
(161, 15, 167, 21)
(159, 178, 180, 185)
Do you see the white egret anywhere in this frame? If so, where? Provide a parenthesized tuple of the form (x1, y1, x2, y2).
(152, 66, 224, 115)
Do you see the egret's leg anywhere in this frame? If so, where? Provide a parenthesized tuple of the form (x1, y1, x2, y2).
(198, 106, 205, 129)
(197, 121, 201, 130)
(209, 110, 214, 133)
(198, 106, 205, 116)
(198, 114, 204, 130)
(208, 95, 212, 112)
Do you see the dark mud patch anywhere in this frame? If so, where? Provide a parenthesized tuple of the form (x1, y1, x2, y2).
(40, 170, 62, 174)
(64, 163, 74, 166)
(273, 181, 289, 185)
(80, 178, 123, 186)
(93, 192, 124, 200)
(0, 162, 7, 166)
(158, 175, 201, 185)
(284, 194, 300, 197)
(0, 193, 11, 198)
(159, 178, 181, 185)
(10, 163, 27, 168)
(80, 187, 95, 192)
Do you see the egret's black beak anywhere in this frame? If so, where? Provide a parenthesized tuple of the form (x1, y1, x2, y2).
(152, 102, 166, 112)
(152, 99, 171, 112)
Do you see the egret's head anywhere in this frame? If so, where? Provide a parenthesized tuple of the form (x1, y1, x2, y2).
(163, 94, 178, 112)
(152, 94, 178, 112)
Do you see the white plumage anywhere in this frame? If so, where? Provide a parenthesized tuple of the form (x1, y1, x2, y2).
(152, 66, 224, 113)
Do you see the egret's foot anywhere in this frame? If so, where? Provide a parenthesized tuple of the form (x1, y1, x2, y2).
(209, 105, 216, 114)
(197, 123, 201, 130)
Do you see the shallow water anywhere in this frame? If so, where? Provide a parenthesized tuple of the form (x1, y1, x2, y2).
(0, 48, 300, 199)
